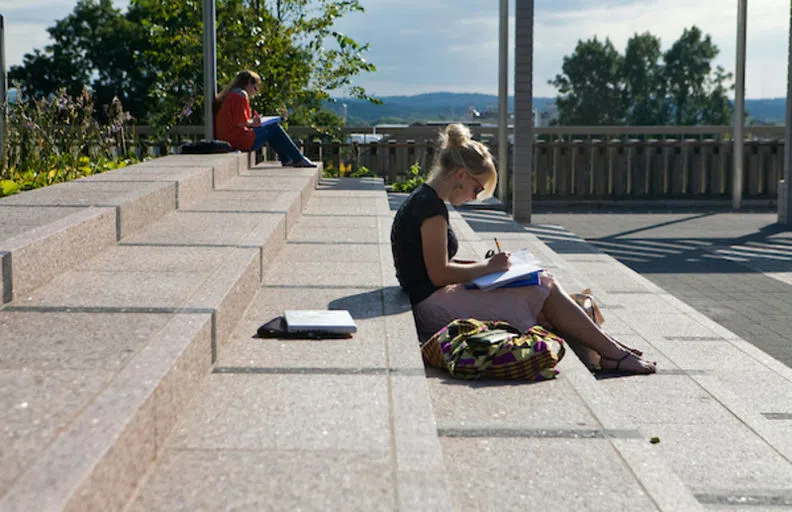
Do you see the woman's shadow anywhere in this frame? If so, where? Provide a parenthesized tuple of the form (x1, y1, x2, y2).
(326, 286, 412, 319)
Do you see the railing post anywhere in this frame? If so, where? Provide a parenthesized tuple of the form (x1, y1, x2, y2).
(387, 140, 397, 184)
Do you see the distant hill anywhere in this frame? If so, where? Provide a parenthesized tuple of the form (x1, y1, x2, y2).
(744, 98, 786, 124)
(325, 93, 555, 125)
(326, 92, 786, 126)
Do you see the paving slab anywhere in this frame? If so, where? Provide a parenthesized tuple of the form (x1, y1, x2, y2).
(6, 244, 259, 357)
(0, 366, 115, 498)
(0, 206, 116, 302)
(127, 449, 395, 512)
(0, 312, 212, 511)
(120, 210, 285, 248)
(217, 286, 388, 369)
(439, 437, 657, 511)
(428, 372, 601, 431)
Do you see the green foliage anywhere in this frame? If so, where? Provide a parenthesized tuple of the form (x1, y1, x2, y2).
(322, 162, 372, 178)
(550, 37, 626, 125)
(1, 88, 140, 197)
(550, 26, 733, 125)
(9, 0, 377, 133)
(391, 162, 425, 193)
(351, 165, 373, 178)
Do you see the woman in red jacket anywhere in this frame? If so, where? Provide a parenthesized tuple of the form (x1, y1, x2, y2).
(215, 70, 315, 167)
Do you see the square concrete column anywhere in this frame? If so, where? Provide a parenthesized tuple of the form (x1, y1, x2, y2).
(512, 0, 534, 223)
(779, 1, 792, 224)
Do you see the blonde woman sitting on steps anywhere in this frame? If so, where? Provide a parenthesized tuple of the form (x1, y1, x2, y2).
(390, 123, 656, 375)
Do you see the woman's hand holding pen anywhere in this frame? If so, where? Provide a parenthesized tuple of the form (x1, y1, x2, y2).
(484, 237, 510, 272)
(486, 251, 511, 272)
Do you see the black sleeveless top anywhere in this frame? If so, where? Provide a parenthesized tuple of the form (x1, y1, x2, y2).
(390, 184, 458, 304)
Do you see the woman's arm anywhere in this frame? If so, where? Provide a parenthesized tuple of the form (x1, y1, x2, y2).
(421, 215, 510, 286)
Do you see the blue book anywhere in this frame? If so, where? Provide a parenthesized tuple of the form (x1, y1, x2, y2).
(466, 249, 544, 291)
(465, 271, 540, 290)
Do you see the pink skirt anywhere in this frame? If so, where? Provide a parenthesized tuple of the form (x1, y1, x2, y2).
(414, 271, 555, 341)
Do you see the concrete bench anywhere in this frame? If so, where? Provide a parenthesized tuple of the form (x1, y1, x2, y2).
(0, 155, 320, 510)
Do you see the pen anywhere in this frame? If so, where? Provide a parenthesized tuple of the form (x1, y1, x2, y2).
(494, 238, 502, 254)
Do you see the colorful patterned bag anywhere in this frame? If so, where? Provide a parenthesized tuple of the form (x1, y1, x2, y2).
(421, 318, 565, 381)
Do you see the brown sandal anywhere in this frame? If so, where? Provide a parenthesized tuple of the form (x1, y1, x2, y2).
(599, 352, 632, 370)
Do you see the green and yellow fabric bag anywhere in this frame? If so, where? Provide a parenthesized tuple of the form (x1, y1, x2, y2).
(421, 318, 565, 381)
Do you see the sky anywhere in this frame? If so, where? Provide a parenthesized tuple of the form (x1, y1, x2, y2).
(2, 0, 790, 99)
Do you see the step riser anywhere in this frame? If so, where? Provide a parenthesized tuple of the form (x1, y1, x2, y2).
(0, 208, 117, 303)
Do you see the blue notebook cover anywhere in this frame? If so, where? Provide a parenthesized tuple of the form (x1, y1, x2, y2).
(465, 271, 540, 290)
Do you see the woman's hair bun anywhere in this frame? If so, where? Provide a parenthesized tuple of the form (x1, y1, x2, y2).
(440, 123, 471, 150)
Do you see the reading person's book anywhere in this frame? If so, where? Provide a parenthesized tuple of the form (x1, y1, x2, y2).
(468, 249, 543, 291)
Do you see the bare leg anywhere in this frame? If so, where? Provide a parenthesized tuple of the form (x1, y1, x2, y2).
(540, 281, 656, 374)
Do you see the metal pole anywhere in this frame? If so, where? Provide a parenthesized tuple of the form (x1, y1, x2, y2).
(513, 0, 534, 222)
(733, 0, 747, 209)
(781, 1, 792, 224)
(0, 15, 7, 164)
(202, 0, 217, 141)
(497, 0, 509, 206)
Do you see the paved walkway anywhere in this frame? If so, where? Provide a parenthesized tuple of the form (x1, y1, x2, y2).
(459, 206, 792, 369)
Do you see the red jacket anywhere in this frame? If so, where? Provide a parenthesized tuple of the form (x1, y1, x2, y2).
(215, 90, 255, 150)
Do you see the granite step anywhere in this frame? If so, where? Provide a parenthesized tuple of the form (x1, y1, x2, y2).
(0, 153, 248, 304)
(126, 178, 452, 511)
(0, 163, 319, 510)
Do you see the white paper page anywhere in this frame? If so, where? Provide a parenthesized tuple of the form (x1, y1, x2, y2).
(469, 249, 543, 291)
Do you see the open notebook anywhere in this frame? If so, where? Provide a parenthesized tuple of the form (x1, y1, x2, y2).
(257, 115, 282, 128)
(468, 248, 544, 292)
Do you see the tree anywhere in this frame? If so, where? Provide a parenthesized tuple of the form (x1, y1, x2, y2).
(9, 0, 153, 122)
(9, 0, 376, 130)
(549, 37, 626, 125)
(550, 26, 733, 126)
(623, 32, 669, 125)
(663, 27, 732, 125)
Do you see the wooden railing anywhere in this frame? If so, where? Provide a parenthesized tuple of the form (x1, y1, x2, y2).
(131, 125, 787, 202)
